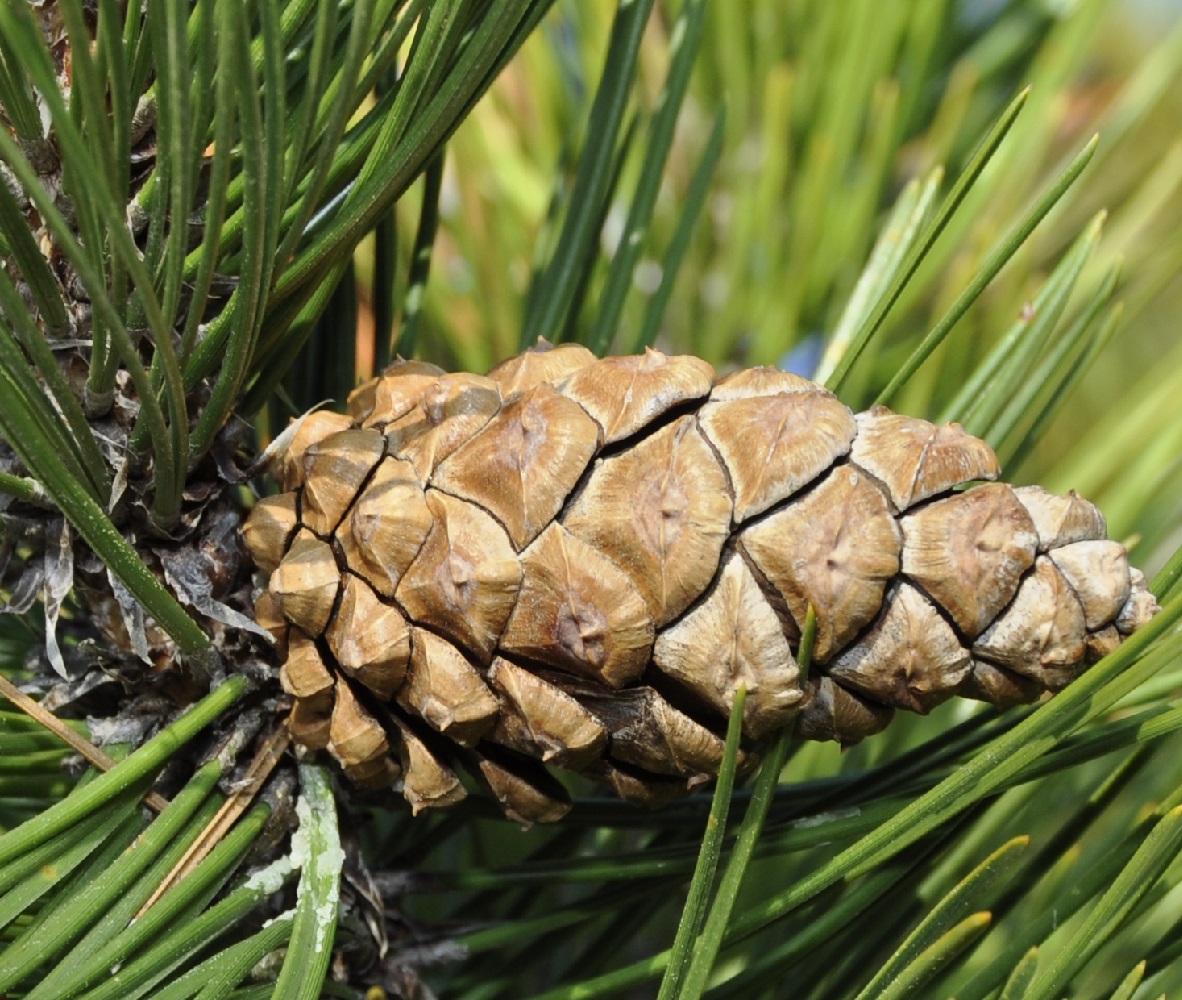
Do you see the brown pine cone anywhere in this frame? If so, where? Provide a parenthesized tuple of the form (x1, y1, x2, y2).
(243, 342, 1159, 823)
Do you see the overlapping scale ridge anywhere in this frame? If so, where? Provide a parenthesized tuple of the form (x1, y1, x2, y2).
(242, 341, 1160, 823)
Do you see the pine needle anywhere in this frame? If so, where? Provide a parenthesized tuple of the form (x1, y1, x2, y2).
(0, 674, 170, 813)
(134, 724, 291, 918)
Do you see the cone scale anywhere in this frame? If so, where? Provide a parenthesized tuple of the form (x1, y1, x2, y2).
(243, 342, 1158, 823)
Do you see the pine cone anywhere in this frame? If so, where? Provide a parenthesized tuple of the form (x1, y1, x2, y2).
(243, 342, 1159, 823)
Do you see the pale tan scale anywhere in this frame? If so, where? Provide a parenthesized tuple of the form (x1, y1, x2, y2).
(325, 575, 410, 700)
(486, 339, 597, 395)
(487, 658, 608, 770)
(1048, 540, 1131, 630)
(706, 366, 817, 401)
(343, 756, 402, 791)
(827, 581, 971, 714)
(850, 408, 999, 512)
(279, 410, 353, 490)
(699, 385, 856, 522)
(288, 697, 332, 750)
(301, 428, 386, 536)
(393, 718, 468, 814)
(1117, 570, 1160, 635)
(500, 522, 654, 688)
(384, 373, 503, 483)
(251, 590, 287, 656)
(740, 466, 901, 662)
(794, 675, 893, 745)
(901, 483, 1037, 637)
(652, 551, 800, 738)
(336, 456, 433, 598)
(563, 416, 732, 626)
(959, 660, 1043, 709)
(397, 628, 499, 746)
(268, 534, 340, 636)
(280, 630, 334, 707)
(556, 348, 715, 444)
(474, 752, 572, 826)
(242, 493, 299, 574)
(432, 382, 600, 549)
(1013, 486, 1107, 551)
(1086, 626, 1122, 664)
(573, 684, 730, 781)
(592, 763, 689, 808)
(346, 359, 445, 427)
(327, 678, 392, 770)
(973, 555, 1087, 688)
(395, 490, 522, 664)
